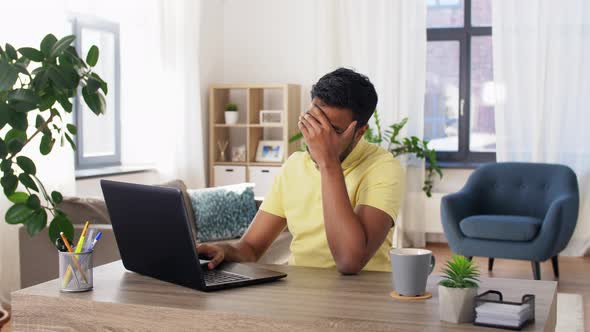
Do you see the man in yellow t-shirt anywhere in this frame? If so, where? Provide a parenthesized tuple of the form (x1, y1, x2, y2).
(198, 68, 405, 274)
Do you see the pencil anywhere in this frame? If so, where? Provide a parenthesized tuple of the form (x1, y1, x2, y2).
(63, 221, 91, 287)
(60, 232, 88, 284)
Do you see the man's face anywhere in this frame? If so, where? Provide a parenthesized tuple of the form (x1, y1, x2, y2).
(307, 97, 367, 161)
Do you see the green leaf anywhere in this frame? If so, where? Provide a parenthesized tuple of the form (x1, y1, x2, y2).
(40, 133, 54, 155)
(48, 212, 74, 246)
(8, 88, 41, 105)
(19, 173, 39, 191)
(25, 209, 47, 237)
(0, 62, 18, 92)
(8, 192, 29, 203)
(16, 156, 36, 175)
(51, 190, 63, 204)
(35, 114, 44, 129)
(38, 93, 56, 111)
(18, 47, 44, 62)
(0, 139, 6, 159)
(47, 64, 79, 90)
(7, 139, 23, 154)
(49, 35, 76, 59)
(26, 194, 41, 209)
(64, 132, 76, 151)
(90, 72, 107, 94)
(5, 128, 27, 144)
(4, 43, 17, 60)
(13, 61, 30, 77)
(0, 159, 12, 172)
(86, 77, 101, 94)
(82, 87, 106, 115)
(1, 174, 18, 196)
(66, 123, 77, 135)
(9, 111, 28, 130)
(86, 45, 99, 66)
(31, 70, 49, 92)
(56, 95, 72, 113)
(40, 34, 58, 57)
(5, 203, 35, 224)
(50, 108, 61, 120)
(0, 102, 10, 130)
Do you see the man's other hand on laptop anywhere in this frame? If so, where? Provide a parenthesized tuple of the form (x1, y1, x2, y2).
(197, 244, 225, 270)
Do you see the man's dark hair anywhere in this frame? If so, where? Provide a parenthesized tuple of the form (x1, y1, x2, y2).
(311, 68, 378, 127)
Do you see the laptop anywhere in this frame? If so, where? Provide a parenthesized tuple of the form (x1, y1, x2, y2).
(100, 179, 287, 291)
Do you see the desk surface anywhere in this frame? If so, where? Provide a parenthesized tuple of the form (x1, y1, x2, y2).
(12, 261, 556, 331)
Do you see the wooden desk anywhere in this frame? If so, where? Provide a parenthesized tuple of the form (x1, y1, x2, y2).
(12, 261, 556, 331)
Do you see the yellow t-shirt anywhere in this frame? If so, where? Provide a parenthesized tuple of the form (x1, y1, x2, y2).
(259, 138, 405, 272)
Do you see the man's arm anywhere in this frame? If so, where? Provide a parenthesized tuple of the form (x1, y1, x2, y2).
(319, 163, 393, 274)
(197, 210, 286, 269)
(299, 109, 393, 274)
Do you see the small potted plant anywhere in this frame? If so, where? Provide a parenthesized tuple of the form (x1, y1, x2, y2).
(225, 103, 239, 124)
(438, 255, 480, 324)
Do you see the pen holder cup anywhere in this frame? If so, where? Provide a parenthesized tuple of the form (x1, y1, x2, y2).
(58, 250, 93, 292)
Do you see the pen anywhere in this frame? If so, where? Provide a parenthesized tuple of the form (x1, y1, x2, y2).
(60, 232, 88, 284)
(88, 232, 103, 251)
(84, 228, 97, 252)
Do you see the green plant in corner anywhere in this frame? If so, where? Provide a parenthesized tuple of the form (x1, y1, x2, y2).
(438, 255, 480, 289)
(0, 34, 107, 247)
(289, 110, 443, 197)
(225, 103, 238, 111)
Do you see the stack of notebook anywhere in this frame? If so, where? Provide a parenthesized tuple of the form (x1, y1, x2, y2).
(475, 301, 533, 328)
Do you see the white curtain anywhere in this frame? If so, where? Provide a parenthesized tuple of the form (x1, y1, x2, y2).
(493, 0, 590, 256)
(157, 0, 207, 188)
(313, 0, 427, 247)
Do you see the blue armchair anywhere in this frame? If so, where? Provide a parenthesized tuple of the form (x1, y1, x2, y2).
(441, 162, 579, 280)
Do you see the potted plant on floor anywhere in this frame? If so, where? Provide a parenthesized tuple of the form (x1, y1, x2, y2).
(224, 102, 239, 124)
(0, 34, 107, 247)
(438, 255, 480, 323)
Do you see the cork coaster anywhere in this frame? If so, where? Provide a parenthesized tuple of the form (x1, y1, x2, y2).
(390, 291, 432, 301)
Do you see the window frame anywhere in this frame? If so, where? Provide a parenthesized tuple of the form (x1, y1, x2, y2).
(72, 17, 122, 170)
(426, 0, 495, 164)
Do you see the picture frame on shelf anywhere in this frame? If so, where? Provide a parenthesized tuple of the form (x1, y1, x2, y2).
(259, 110, 283, 125)
(255, 140, 284, 162)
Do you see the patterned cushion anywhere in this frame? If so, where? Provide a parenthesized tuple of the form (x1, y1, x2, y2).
(187, 183, 257, 242)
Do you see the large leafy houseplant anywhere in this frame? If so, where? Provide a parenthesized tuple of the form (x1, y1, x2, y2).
(0, 34, 107, 247)
(289, 110, 443, 197)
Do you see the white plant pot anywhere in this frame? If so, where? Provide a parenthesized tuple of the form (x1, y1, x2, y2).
(438, 285, 478, 324)
(225, 111, 239, 124)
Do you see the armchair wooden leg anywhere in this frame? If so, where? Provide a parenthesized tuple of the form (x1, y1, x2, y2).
(531, 261, 541, 280)
(551, 256, 559, 278)
(488, 258, 495, 271)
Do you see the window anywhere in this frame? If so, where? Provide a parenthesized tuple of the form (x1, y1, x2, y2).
(424, 0, 495, 164)
(73, 18, 121, 170)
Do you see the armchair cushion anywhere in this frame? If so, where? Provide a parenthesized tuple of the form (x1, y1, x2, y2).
(460, 215, 542, 242)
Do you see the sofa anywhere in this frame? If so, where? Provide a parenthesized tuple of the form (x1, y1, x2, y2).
(17, 180, 292, 288)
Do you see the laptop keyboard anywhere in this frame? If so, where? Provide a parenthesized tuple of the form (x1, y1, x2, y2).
(203, 269, 251, 285)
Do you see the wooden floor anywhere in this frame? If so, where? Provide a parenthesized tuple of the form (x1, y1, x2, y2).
(428, 243, 589, 330)
(1, 243, 588, 332)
